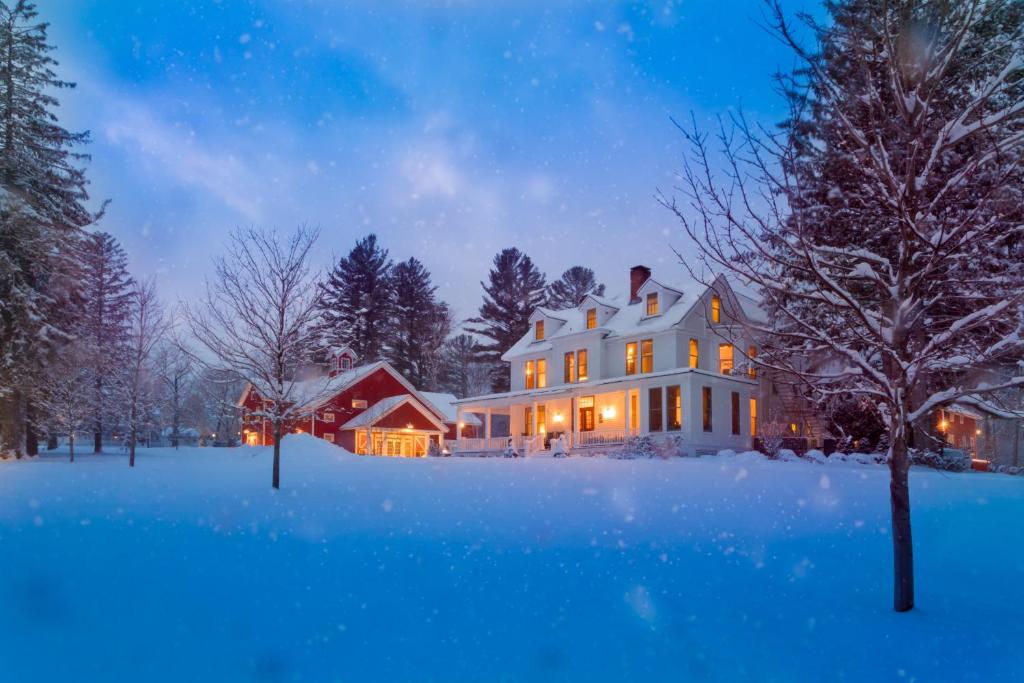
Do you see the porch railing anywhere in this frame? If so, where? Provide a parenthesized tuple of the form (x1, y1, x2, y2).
(453, 437, 509, 452)
(572, 429, 630, 448)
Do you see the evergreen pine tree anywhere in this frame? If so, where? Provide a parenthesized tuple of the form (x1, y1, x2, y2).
(467, 248, 546, 392)
(386, 257, 451, 389)
(317, 234, 393, 363)
(545, 266, 605, 309)
(81, 231, 133, 453)
(0, 2, 95, 455)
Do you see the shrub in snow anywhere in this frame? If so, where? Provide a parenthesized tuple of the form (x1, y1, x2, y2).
(502, 440, 517, 458)
(911, 448, 971, 473)
(758, 421, 788, 459)
(427, 441, 443, 457)
(654, 435, 686, 459)
(991, 464, 1023, 476)
(550, 435, 568, 458)
(610, 435, 657, 459)
(805, 449, 829, 465)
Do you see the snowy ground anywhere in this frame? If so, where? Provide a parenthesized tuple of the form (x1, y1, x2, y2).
(1, 436, 1022, 682)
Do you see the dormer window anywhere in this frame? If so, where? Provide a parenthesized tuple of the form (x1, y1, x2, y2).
(711, 295, 721, 323)
(646, 292, 659, 316)
(586, 308, 597, 329)
(338, 354, 353, 371)
(535, 320, 545, 341)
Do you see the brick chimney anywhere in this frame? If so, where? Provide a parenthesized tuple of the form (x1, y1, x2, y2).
(629, 265, 651, 304)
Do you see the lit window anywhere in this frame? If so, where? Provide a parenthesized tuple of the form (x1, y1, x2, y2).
(537, 359, 547, 388)
(537, 405, 546, 434)
(564, 352, 575, 384)
(535, 320, 545, 340)
(577, 349, 588, 382)
(747, 345, 757, 378)
(750, 398, 757, 436)
(689, 339, 699, 369)
(711, 295, 721, 323)
(719, 344, 734, 374)
(323, 412, 335, 423)
(702, 386, 713, 432)
(525, 360, 535, 390)
(352, 399, 368, 409)
(646, 292, 659, 316)
(667, 386, 681, 431)
(586, 308, 597, 329)
(640, 339, 653, 373)
(525, 406, 533, 436)
(626, 342, 637, 375)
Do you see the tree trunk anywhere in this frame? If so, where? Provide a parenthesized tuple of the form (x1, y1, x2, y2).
(69, 433, 75, 463)
(129, 401, 137, 467)
(25, 400, 38, 456)
(94, 375, 103, 453)
(888, 424, 915, 612)
(272, 422, 282, 489)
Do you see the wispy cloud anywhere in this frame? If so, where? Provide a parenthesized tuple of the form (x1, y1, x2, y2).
(103, 101, 265, 222)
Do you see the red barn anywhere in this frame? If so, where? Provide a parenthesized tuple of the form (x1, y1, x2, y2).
(237, 348, 480, 457)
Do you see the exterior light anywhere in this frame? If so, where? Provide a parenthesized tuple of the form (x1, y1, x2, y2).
(602, 406, 617, 420)
(939, 420, 948, 431)
(976, 429, 982, 435)
(553, 413, 564, 423)
(458, 421, 465, 428)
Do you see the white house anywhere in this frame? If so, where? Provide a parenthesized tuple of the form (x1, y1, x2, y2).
(453, 265, 767, 456)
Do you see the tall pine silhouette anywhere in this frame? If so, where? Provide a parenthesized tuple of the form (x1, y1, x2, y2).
(317, 234, 394, 363)
(546, 266, 605, 309)
(468, 248, 546, 392)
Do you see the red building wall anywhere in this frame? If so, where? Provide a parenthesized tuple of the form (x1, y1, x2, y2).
(240, 367, 455, 449)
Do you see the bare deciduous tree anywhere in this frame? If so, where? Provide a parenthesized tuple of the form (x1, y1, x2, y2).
(124, 278, 169, 467)
(661, 0, 1024, 612)
(155, 339, 194, 449)
(185, 225, 332, 490)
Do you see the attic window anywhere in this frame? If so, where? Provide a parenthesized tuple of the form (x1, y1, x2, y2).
(586, 308, 597, 329)
(323, 412, 335, 423)
(711, 295, 722, 323)
(352, 399, 368, 409)
(535, 320, 545, 341)
(646, 292, 659, 316)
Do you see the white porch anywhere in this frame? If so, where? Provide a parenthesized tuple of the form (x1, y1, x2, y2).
(453, 386, 641, 456)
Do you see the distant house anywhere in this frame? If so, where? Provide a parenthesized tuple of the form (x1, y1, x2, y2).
(237, 347, 480, 457)
(453, 265, 770, 456)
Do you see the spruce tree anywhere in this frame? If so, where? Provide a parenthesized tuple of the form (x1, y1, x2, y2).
(386, 257, 451, 389)
(317, 234, 393, 363)
(81, 231, 133, 453)
(467, 248, 546, 392)
(545, 266, 605, 309)
(0, 1, 95, 456)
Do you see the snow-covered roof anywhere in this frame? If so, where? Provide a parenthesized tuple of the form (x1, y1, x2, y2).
(501, 273, 716, 361)
(285, 363, 381, 411)
(339, 395, 447, 432)
(420, 392, 482, 425)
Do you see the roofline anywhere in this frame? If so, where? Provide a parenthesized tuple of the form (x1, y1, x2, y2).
(340, 395, 448, 432)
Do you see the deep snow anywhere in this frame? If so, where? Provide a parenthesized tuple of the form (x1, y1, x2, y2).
(1, 436, 1022, 682)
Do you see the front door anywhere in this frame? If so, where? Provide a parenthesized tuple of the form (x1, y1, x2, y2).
(579, 406, 595, 432)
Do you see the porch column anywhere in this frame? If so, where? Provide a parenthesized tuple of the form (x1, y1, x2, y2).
(639, 385, 649, 434)
(455, 407, 464, 444)
(485, 408, 492, 440)
(570, 396, 578, 448)
(531, 400, 538, 438)
(623, 391, 631, 435)
(366, 426, 372, 455)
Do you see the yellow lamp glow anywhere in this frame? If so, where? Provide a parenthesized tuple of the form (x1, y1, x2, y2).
(602, 406, 617, 420)
(552, 413, 564, 423)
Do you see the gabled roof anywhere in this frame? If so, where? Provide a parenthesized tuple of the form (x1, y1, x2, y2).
(500, 272, 764, 361)
(580, 293, 619, 310)
(340, 395, 447, 432)
(236, 360, 450, 425)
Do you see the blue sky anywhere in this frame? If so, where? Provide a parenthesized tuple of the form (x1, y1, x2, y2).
(48, 0, 815, 321)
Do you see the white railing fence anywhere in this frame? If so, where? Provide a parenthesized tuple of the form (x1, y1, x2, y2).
(572, 429, 630, 448)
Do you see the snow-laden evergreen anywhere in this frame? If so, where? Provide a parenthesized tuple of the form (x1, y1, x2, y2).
(386, 257, 451, 390)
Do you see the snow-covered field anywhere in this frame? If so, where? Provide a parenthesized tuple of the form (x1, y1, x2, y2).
(1, 436, 1022, 682)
